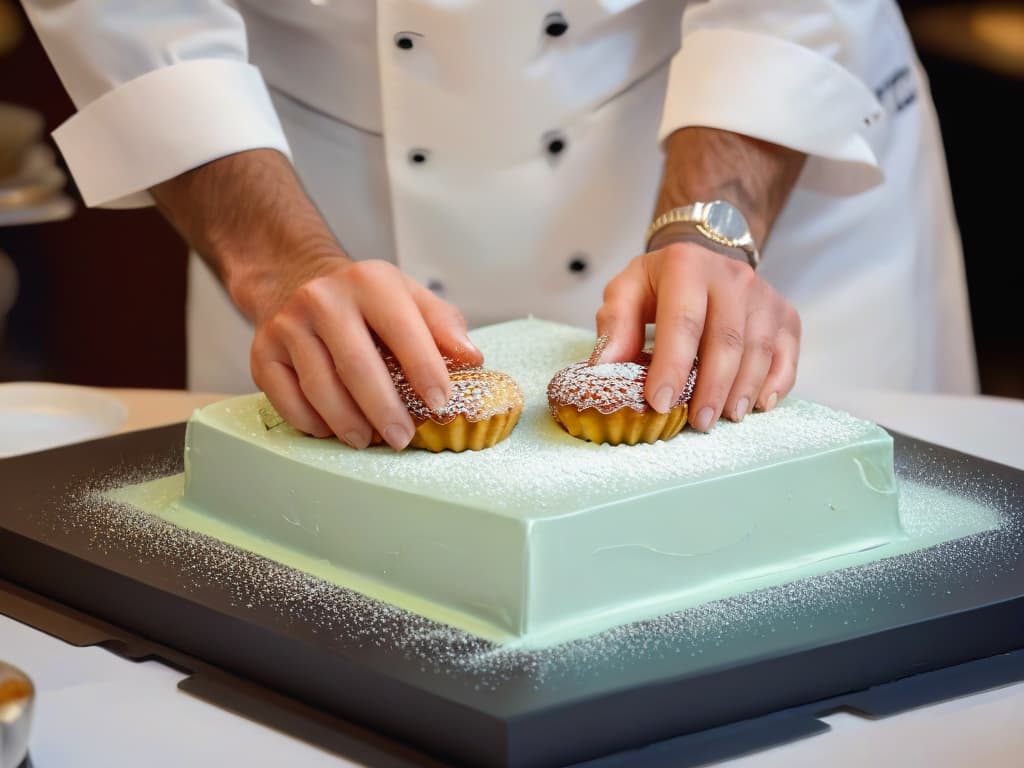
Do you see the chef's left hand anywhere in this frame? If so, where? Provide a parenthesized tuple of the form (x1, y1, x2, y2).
(594, 240, 801, 432)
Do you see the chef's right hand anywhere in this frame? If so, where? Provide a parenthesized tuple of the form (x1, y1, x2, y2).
(248, 256, 482, 450)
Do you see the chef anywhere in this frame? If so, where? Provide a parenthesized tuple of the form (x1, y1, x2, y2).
(23, 1, 976, 451)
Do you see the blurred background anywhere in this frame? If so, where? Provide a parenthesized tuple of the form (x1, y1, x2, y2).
(0, 0, 1021, 396)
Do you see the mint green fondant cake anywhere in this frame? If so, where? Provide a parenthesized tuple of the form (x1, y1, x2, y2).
(179, 318, 904, 646)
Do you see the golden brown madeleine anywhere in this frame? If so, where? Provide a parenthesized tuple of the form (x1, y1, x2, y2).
(547, 353, 697, 446)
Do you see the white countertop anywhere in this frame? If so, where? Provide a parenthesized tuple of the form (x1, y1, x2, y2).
(1, 385, 1022, 767)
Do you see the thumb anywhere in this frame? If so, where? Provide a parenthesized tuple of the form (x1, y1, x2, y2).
(594, 301, 647, 364)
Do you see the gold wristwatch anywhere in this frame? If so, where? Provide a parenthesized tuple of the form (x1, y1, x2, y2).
(644, 200, 760, 270)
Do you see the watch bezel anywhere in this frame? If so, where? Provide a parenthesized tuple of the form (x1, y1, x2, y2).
(698, 200, 754, 249)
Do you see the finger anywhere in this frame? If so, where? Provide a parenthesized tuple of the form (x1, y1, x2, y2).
(757, 320, 800, 412)
(409, 281, 484, 368)
(251, 351, 332, 438)
(287, 332, 374, 449)
(723, 306, 777, 422)
(349, 272, 452, 413)
(687, 273, 752, 432)
(646, 253, 707, 414)
(595, 259, 650, 364)
(313, 306, 418, 450)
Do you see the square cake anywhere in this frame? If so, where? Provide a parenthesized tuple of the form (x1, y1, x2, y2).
(179, 318, 903, 646)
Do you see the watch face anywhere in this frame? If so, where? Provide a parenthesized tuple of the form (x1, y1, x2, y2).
(704, 201, 749, 243)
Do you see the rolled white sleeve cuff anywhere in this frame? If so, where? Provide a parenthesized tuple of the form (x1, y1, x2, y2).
(52, 59, 292, 209)
(660, 28, 886, 195)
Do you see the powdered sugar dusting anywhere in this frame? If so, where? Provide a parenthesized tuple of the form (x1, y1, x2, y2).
(48, 317, 1016, 692)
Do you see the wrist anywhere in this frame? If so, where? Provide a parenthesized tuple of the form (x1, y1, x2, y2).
(654, 127, 805, 246)
(150, 148, 351, 323)
(224, 242, 350, 324)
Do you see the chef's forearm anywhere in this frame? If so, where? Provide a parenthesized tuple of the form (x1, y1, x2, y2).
(150, 148, 346, 322)
(654, 127, 806, 246)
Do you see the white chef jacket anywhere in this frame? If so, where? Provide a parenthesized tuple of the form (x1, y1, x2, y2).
(24, 0, 977, 398)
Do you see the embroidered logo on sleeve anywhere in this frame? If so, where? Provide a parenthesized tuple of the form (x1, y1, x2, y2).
(875, 66, 918, 115)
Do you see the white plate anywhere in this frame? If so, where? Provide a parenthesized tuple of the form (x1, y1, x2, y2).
(0, 382, 127, 458)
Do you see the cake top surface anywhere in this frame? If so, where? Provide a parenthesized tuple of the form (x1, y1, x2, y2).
(192, 318, 890, 519)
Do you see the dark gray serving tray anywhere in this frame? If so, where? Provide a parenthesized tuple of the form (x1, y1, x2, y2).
(1, 424, 1021, 767)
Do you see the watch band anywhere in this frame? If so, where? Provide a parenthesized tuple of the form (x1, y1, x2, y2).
(645, 202, 761, 270)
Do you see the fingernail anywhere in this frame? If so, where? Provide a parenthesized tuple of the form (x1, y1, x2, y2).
(764, 391, 779, 411)
(382, 424, 413, 450)
(735, 397, 750, 422)
(694, 406, 715, 432)
(344, 431, 369, 450)
(425, 385, 448, 412)
(651, 385, 675, 414)
(459, 334, 480, 355)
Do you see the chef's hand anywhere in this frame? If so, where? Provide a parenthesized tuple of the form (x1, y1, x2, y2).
(150, 149, 481, 450)
(249, 256, 482, 449)
(595, 241, 800, 432)
(602, 126, 807, 431)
